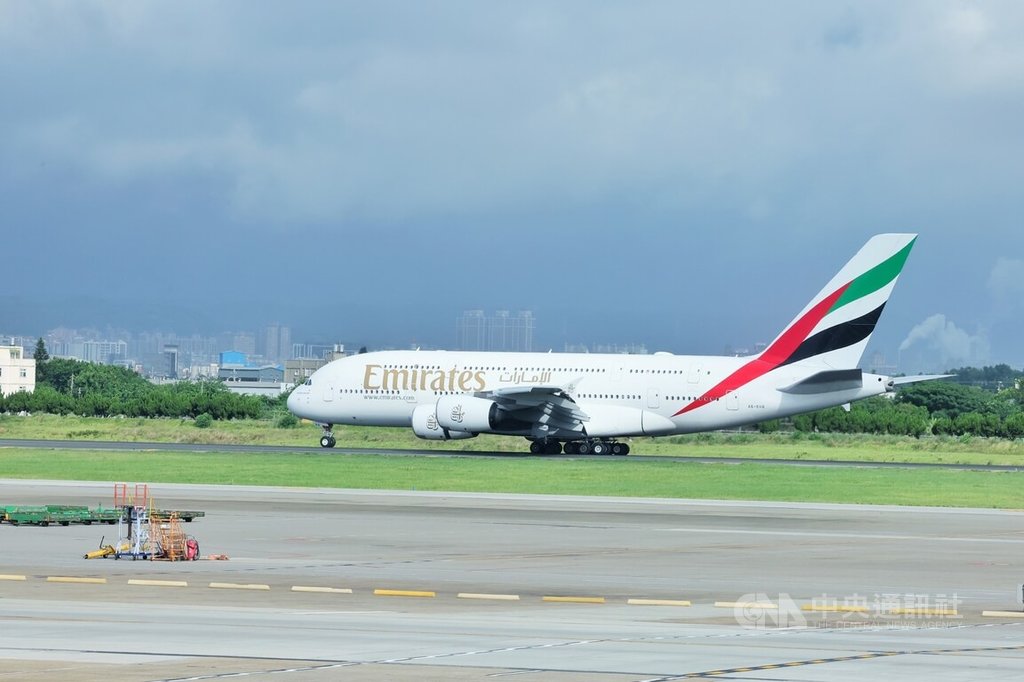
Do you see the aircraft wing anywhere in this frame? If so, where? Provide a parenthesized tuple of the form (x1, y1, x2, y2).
(486, 385, 589, 437)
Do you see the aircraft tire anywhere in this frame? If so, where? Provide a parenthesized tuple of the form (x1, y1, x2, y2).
(320, 436, 335, 448)
(611, 442, 626, 456)
(591, 442, 608, 456)
(577, 442, 591, 455)
(545, 441, 562, 455)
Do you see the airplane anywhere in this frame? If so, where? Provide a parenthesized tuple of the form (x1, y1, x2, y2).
(288, 233, 941, 455)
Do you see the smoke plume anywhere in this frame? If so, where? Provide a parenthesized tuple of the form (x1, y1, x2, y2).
(899, 314, 989, 369)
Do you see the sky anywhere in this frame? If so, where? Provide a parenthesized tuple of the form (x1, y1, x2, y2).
(1, 1, 1023, 371)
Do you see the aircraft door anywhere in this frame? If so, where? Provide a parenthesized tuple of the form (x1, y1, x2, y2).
(727, 391, 739, 411)
(647, 388, 660, 409)
(688, 363, 702, 383)
(322, 381, 334, 402)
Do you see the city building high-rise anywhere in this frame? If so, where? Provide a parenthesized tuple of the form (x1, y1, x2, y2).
(261, 324, 292, 364)
(456, 310, 534, 352)
(163, 345, 179, 379)
(457, 310, 487, 351)
(511, 310, 534, 352)
(278, 326, 291, 363)
(231, 332, 257, 357)
(488, 310, 512, 352)
(83, 339, 128, 365)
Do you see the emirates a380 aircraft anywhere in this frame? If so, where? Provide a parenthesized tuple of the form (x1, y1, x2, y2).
(288, 234, 939, 454)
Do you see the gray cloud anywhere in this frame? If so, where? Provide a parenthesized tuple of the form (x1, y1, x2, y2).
(987, 258, 1024, 309)
(1, 1, 1023, 361)
(6, 2, 1024, 227)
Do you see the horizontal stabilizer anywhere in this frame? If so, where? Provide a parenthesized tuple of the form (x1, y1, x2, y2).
(779, 369, 863, 395)
(890, 374, 955, 386)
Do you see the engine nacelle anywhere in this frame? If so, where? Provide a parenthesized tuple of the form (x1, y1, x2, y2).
(435, 395, 501, 433)
(411, 403, 476, 441)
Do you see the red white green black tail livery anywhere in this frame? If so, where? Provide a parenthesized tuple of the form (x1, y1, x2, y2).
(675, 234, 916, 417)
(289, 234, 941, 454)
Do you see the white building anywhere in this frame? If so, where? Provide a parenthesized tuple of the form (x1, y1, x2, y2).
(0, 346, 35, 396)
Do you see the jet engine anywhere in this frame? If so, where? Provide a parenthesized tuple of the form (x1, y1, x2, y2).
(411, 403, 476, 441)
(434, 395, 502, 433)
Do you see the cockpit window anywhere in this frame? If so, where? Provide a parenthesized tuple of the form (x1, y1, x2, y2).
(305, 379, 312, 386)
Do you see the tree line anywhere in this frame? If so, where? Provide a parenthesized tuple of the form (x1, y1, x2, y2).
(1, 356, 268, 420)
(760, 367, 1024, 438)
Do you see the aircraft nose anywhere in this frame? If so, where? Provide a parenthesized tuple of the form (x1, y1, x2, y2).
(286, 387, 302, 415)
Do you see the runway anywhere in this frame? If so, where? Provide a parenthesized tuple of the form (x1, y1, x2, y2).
(2, 480, 1024, 680)
(3, 437, 1022, 471)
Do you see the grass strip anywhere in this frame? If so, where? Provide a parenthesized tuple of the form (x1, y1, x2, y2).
(3, 415, 1024, 465)
(1, 447, 1022, 509)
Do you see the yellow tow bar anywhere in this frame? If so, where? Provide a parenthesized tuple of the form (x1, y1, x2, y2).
(84, 545, 117, 559)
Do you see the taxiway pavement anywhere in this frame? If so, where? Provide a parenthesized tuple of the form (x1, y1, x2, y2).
(1, 480, 1023, 680)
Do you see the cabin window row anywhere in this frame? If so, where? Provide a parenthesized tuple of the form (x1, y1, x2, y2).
(378, 364, 608, 373)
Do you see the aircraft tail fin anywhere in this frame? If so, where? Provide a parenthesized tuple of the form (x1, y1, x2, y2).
(758, 233, 917, 370)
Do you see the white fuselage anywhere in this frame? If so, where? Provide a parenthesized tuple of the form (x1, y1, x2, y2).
(287, 234, 919, 449)
(287, 349, 889, 438)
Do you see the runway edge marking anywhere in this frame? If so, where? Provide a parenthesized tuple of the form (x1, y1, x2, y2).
(374, 589, 436, 598)
(128, 579, 188, 587)
(292, 585, 353, 594)
(209, 582, 271, 591)
(888, 607, 959, 616)
(46, 576, 107, 584)
(628, 598, 691, 607)
(457, 592, 520, 601)
(542, 596, 606, 604)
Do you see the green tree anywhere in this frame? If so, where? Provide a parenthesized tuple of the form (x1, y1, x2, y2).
(1005, 413, 1024, 439)
(953, 412, 985, 436)
(896, 382, 994, 419)
(33, 338, 49, 363)
(948, 364, 1023, 390)
(932, 416, 954, 436)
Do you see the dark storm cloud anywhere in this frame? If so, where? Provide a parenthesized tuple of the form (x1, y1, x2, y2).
(2, 1, 1023, 368)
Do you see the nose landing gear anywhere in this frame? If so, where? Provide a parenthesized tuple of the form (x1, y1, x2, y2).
(319, 424, 336, 448)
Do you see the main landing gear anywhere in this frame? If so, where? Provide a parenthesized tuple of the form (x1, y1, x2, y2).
(319, 424, 336, 448)
(529, 440, 564, 455)
(527, 439, 630, 456)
